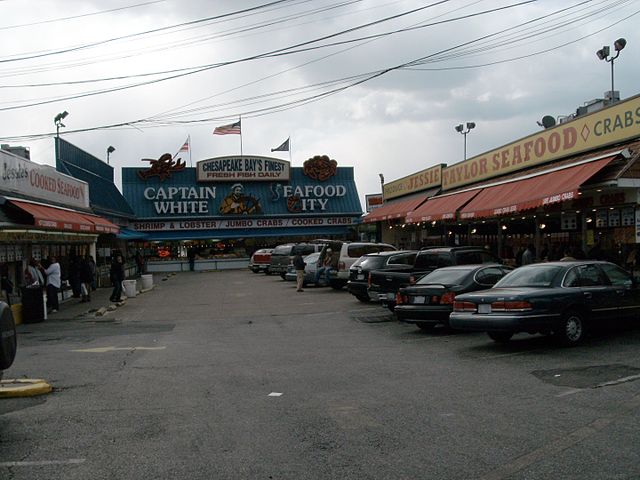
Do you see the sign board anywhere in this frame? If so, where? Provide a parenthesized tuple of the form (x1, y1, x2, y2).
(442, 94, 640, 190)
(133, 216, 357, 232)
(384, 164, 442, 200)
(365, 193, 383, 213)
(0, 150, 89, 209)
(196, 156, 290, 182)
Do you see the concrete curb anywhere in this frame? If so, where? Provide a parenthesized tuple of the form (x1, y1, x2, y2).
(0, 379, 53, 398)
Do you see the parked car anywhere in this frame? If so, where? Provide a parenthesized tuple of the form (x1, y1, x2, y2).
(269, 242, 325, 279)
(369, 246, 502, 312)
(248, 248, 274, 274)
(320, 241, 396, 290)
(284, 252, 329, 287)
(0, 302, 17, 381)
(449, 261, 640, 345)
(395, 264, 512, 331)
(347, 250, 417, 303)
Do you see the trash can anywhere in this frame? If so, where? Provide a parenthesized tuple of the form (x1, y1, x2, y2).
(20, 286, 45, 324)
(122, 280, 137, 298)
(141, 274, 153, 290)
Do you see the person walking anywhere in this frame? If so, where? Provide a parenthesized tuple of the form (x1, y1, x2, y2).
(109, 254, 125, 302)
(293, 252, 306, 292)
(43, 256, 61, 313)
(88, 255, 97, 291)
(79, 256, 93, 303)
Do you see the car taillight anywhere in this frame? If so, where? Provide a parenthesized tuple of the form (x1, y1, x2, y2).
(491, 301, 533, 312)
(396, 292, 408, 305)
(453, 301, 476, 312)
(440, 292, 456, 304)
(338, 261, 346, 271)
(368, 272, 372, 288)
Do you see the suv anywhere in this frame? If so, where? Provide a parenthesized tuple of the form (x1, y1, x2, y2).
(347, 250, 417, 302)
(269, 242, 326, 279)
(319, 241, 396, 289)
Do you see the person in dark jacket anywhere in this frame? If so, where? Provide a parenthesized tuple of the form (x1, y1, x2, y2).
(110, 254, 125, 302)
(68, 255, 82, 298)
(79, 256, 93, 302)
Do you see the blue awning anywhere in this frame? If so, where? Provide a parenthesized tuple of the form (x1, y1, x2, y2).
(117, 228, 148, 240)
(141, 226, 353, 241)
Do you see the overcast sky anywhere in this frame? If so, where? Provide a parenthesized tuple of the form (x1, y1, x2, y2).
(1, 0, 639, 209)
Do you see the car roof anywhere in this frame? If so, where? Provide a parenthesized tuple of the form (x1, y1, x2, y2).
(363, 250, 416, 257)
(431, 263, 504, 271)
(419, 246, 490, 253)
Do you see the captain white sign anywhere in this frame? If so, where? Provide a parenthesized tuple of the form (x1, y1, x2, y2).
(197, 156, 290, 182)
(0, 150, 89, 209)
(133, 216, 355, 231)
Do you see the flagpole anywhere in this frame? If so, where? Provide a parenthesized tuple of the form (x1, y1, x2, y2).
(188, 134, 192, 167)
(289, 135, 292, 164)
(239, 115, 243, 157)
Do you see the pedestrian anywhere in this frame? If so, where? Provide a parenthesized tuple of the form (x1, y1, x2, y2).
(187, 248, 196, 271)
(43, 255, 61, 313)
(110, 254, 125, 302)
(68, 254, 82, 298)
(24, 257, 44, 287)
(293, 251, 306, 292)
(314, 248, 334, 285)
(79, 256, 93, 303)
(521, 244, 535, 265)
(1, 262, 13, 306)
(560, 249, 576, 262)
(88, 255, 97, 291)
(135, 250, 144, 276)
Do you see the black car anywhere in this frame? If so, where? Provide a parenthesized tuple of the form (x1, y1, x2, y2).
(395, 264, 512, 331)
(347, 250, 417, 303)
(449, 261, 640, 345)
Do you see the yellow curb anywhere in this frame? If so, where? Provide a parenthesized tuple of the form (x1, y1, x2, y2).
(0, 379, 53, 398)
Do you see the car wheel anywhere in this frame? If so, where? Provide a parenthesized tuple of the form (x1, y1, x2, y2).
(554, 310, 585, 345)
(417, 323, 435, 331)
(251, 269, 260, 274)
(355, 295, 370, 303)
(280, 273, 286, 280)
(487, 332, 513, 343)
(265, 269, 271, 275)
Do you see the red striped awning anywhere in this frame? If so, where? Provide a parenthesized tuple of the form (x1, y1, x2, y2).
(459, 156, 616, 219)
(363, 192, 434, 223)
(406, 189, 481, 223)
(9, 200, 118, 234)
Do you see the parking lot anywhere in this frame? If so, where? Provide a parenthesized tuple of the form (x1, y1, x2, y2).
(2, 269, 640, 479)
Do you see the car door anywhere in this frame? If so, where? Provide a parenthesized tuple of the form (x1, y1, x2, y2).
(598, 263, 640, 320)
(565, 264, 616, 322)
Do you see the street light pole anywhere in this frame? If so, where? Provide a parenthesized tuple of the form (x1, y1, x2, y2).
(107, 146, 115, 164)
(455, 122, 476, 160)
(53, 111, 68, 167)
(596, 38, 626, 102)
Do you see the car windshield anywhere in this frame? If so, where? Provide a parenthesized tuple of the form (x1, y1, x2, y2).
(495, 265, 562, 287)
(273, 245, 292, 256)
(304, 252, 320, 263)
(418, 267, 475, 285)
(352, 256, 387, 269)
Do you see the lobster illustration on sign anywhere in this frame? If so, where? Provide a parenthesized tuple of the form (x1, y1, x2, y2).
(138, 153, 186, 181)
(303, 155, 337, 181)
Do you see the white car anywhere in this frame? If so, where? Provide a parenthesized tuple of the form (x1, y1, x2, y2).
(319, 242, 397, 290)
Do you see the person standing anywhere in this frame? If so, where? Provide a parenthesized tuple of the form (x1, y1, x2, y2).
(88, 255, 97, 291)
(68, 255, 82, 298)
(293, 252, 306, 292)
(79, 256, 93, 303)
(43, 256, 61, 313)
(315, 248, 334, 285)
(109, 254, 125, 302)
(187, 248, 196, 271)
(521, 244, 535, 265)
(135, 251, 144, 276)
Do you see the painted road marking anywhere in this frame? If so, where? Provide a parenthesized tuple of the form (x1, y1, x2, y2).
(0, 459, 86, 467)
(268, 392, 283, 396)
(71, 346, 166, 353)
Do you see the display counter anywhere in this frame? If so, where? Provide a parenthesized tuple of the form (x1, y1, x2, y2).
(145, 257, 249, 273)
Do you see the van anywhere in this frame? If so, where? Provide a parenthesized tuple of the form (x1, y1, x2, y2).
(318, 241, 396, 289)
(269, 242, 326, 279)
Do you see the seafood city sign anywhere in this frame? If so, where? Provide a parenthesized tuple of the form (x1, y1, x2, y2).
(197, 156, 290, 182)
(0, 149, 89, 209)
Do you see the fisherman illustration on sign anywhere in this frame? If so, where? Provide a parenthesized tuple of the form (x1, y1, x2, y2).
(219, 183, 262, 215)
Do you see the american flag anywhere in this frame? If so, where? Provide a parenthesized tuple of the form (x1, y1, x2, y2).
(213, 120, 241, 135)
(178, 137, 189, 152)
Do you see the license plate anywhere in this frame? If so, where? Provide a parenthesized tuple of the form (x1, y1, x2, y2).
(412, 296, 427, 304)
(386, 293, 395, 300)
(357, 274, 365, 280)
(478, 304, 492, 314)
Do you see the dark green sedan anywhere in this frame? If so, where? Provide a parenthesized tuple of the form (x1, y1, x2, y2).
(449, 261, 640, 345)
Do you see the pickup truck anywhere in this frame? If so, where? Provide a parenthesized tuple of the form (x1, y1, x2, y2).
(368, 246, 502, 311)
(347, 250, 417, 302)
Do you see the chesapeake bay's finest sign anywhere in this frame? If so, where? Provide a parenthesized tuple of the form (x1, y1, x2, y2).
(384, 164, 442, 200)
(132, 216, 356, 231)
(443, 94, 640, 190)
(0, 150, 89, 209)
(197, 156, 290, 182)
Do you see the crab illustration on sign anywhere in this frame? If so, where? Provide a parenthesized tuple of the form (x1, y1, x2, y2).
(138, 153, 186, 181)
(303, 155, 337, 181)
